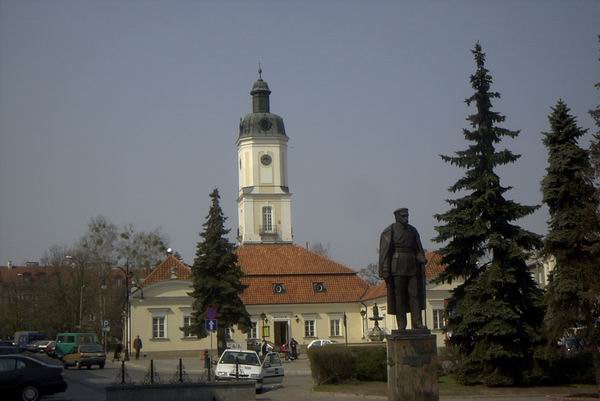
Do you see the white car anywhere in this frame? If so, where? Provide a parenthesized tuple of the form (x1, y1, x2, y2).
(307, 339, 337, 349)
(215, 349, 284, 392)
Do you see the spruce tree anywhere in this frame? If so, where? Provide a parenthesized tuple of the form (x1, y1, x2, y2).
(434, 43, 544, 386)
(542, 101, 600, 352)
(189, 188, 251, 355)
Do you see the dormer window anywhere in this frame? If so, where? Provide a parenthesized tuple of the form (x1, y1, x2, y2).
(313, 282, 327, 293)
(170, 267, 178, 279)
(273, 283, 286, 294)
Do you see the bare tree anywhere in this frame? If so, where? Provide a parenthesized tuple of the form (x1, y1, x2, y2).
(357, 263, 382, 285)
(309, 242, 331, 257)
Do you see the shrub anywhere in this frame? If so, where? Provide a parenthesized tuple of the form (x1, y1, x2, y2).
(350, 346, 387, 382)
(308, 345, 353, 385)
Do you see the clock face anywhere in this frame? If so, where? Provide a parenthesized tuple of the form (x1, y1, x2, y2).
(260, 154, 272, 166)
(259, 118, 272, 131)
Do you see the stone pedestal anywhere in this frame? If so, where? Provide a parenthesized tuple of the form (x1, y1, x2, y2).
(386, 329, 439, 401)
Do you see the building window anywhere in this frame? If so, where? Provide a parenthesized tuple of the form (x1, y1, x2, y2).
(183, 315, 195, 338)
(433, 309, 445, 330)
(247, 322, 258, 339)
(152, 317, 166, 339)
(330, 319, 341, 337)
(262, 206, 273, 232)
(273, 283, 286, 294)
(304, 320, 315, 337)
(313, 282, 326, 293)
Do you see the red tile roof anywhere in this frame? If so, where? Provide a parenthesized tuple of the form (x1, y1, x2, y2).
(139, 246, 446, 306)
(141, 255, 191, 287)
(237, 244, 356, 275)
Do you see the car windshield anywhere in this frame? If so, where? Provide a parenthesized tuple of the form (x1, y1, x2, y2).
(80, 345, 103, 353)
(220, 351, 260, 366)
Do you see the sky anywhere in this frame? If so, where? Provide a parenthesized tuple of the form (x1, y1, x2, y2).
(0, 0, 598, 271)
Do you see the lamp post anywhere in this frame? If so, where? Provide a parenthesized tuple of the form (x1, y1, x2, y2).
(113, 263, 132, 361)
(79, 284, 86, 328)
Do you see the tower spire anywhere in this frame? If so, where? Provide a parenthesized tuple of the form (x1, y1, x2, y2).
(258, 62, 262, 79)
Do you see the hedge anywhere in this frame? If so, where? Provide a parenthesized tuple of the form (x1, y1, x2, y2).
(308, 345, 386, 384)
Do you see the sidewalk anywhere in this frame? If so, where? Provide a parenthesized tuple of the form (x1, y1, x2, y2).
(108, 352, 311, 375)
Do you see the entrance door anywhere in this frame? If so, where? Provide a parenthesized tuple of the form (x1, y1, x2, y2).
(273, 321, 288, 347)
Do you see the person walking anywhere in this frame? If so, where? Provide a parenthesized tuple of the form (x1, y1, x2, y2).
(133, 335, 143, 360)
(112, 340, 122, 362)
(290, 338, 298, 360)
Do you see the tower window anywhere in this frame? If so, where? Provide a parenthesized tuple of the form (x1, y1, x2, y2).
(262, 206, 273, 232)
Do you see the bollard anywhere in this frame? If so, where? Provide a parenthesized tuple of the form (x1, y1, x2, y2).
(207, 355, 211, 381)
(150, 360, 154, 384)
(235, 356, 240, 379)
(179, 358, 183, 383)
(121, 360, 125, 384)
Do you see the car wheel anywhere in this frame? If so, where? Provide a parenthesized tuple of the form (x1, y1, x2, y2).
(99, 363, 105, 369)
(87, 364, 91, 370)
(20, 384, 40, 401)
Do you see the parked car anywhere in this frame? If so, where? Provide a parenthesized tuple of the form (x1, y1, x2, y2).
(24, 340, 54, 354)
(215, 349, 284, 392)
(63, 344, 106, 370)
(54, 332, 98, 359)
(0, 340, 13, 346)
(0, 346, 20, 355)
(13, 332, 48, 352)
(44, 342, 57, 358)
(0, 354, 67, 401)
(307, 339, 337, 349)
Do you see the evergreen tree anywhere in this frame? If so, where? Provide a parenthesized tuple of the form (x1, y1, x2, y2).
(542, 101, 600, 351)
(189, 189, 251, 355)
(434, 43, 544, 386)
(590, 36, 600, 185)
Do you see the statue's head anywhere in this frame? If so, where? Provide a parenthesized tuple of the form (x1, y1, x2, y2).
(394, 208, 409, 224)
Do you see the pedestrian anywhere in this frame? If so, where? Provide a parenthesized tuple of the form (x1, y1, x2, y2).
(113, 340, 122, 362)
(133, 335, 143, 360)
(261, 339, 268, 356)
(290, 338, 298, 360)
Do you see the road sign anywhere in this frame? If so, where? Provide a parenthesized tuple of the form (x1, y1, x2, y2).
(205, 319, 218, 332)
(206, 307, 218, 320)
(103, 320, 110, 328)
(102, 326, 110, 332)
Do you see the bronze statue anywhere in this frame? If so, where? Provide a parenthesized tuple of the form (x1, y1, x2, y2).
(378, 208, 427, 330)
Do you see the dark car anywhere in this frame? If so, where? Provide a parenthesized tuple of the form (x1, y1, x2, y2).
(0, 346, 20, 355)
(63, 344, 106, 369)
(0, 340, 13, 346)
(0, 354, 67, 401)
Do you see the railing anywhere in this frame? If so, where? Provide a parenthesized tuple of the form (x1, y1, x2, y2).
(259, 225, 279, 235)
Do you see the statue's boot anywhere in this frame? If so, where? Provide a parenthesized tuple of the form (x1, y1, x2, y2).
(397, 315, 407, 330)
(410, 302, 426, 330)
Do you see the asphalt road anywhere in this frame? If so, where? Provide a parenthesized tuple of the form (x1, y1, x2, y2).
(35, 354, 554, 401)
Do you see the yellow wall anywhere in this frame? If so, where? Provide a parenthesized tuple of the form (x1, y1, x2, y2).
(130, 279, 457, 353)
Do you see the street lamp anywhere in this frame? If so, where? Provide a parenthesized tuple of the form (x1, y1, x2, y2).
(113, 263, 133, 361)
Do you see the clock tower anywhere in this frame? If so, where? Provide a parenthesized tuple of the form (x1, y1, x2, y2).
(237, 69, 292, 244)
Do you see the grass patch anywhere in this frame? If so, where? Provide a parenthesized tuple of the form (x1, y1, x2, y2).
(313, 375, 599, 398)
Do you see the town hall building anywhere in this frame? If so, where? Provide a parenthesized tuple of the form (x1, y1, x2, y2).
(129, 71, 455, 355)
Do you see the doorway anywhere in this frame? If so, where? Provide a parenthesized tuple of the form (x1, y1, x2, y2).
(273, 320, 289, 346)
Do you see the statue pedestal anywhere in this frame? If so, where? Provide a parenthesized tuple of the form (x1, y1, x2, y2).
(386, 330, 439, 401)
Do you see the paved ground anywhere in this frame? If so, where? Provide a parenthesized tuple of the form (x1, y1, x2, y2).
(40, 353, 579, 401)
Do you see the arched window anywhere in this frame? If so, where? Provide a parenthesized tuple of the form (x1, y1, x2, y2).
(262, 206, 273, 233)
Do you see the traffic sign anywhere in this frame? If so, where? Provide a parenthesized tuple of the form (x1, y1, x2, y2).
(103, 320, 110, 328)
(206, 307, 218, 320)
(205, 319, 218, 332)
(102, 326, 110, 332)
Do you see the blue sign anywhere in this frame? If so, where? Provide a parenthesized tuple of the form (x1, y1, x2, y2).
(207, 307, 218, 319)
(205, 319, 218, 332)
